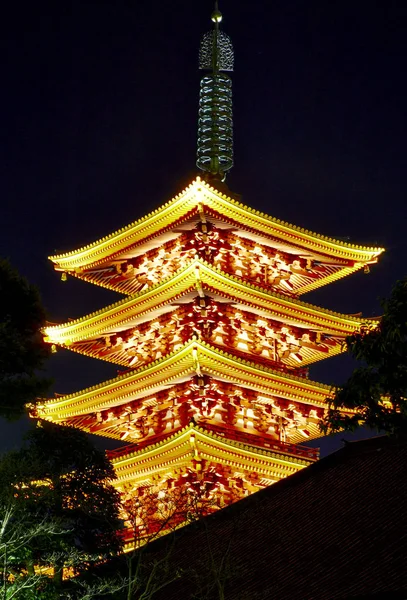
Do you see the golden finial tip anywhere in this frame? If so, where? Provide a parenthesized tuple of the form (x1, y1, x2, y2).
(211, 9, 222, 23)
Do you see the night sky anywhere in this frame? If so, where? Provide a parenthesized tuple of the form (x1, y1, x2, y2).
(1, 1, 406, 455)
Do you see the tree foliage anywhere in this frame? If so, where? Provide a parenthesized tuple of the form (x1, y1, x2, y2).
(321, 278, 407, 436)
(0, 502, 61, 600)
(0, 450, 64, 600)
(0, 258, 51, 420)
(110, 479, 221, 600)
(0, 423, 124, 598)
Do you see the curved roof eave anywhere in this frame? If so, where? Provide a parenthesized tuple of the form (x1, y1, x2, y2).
(43, 259, 376, 347)
(33, 339, 336, 421)
(49, 177, 384, 272)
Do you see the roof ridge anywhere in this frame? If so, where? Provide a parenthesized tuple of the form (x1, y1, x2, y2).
(49, 177, 384, 268)
(43, 258, 374, 338)
(36, 338, 333, 410)
(201, 178, 385, 253)
(110, 422, 316, 464)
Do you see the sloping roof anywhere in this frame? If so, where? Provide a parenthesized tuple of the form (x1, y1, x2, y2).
(43, 258, 373, 346)
(34, 340, 336, 421)
(132, 435, 407, 600)
(109, 424, 315, 492)
(49, 177, 383, 274)
(42, 259, 377, 375)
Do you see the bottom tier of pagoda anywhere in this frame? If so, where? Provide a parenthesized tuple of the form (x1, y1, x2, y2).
(108, 423, 317, 548)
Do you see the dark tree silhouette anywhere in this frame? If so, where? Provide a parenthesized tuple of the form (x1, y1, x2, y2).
(0, 450, 65, 600)
(0, 258, 51, 420)
(321, 278, 407, 436)
(0, 422, 124, 597)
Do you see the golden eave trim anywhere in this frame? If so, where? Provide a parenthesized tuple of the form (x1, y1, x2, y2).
(43, 259, 377, 346)
(49, 177, 384, 271)
(111, 424, 312, 468)
(35, 339, 334, 420)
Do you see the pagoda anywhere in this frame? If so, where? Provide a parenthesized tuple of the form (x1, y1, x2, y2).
(34, 3, 383, 544)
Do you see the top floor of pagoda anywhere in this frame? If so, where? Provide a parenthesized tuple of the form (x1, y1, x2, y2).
(49, 177, 384, 297)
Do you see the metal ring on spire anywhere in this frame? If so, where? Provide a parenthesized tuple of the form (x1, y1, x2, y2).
(196, 2, 234, 179)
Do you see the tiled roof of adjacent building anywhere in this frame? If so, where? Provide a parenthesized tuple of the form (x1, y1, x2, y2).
(127, 434, 407, 600)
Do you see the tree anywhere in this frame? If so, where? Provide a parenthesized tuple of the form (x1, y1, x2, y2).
(119, 475, 221, 600)
(321, 278, 407, 436)
(0, 451, 64, 600)
(61, 484, 204, 600)
(0, 258, 51, 420)
(0, 501, 61, 600)
(63, 477, 239, 600)
(0, 422, 124, 598)
(116, 480, 241, 600)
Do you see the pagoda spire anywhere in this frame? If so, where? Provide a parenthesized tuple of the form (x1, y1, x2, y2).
(196, 1, 234, 180)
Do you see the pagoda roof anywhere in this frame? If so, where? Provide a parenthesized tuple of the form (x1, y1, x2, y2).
(35, 339, 336, 422)
(110, 423, 315, 488)
(44, 258, 374, 349)
(49, 177, 384, 282)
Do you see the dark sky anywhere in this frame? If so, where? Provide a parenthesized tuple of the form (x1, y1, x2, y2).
(1, 0, 406, 455)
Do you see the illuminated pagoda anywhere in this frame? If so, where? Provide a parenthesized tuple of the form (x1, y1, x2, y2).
(34, 3, 383, 541)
